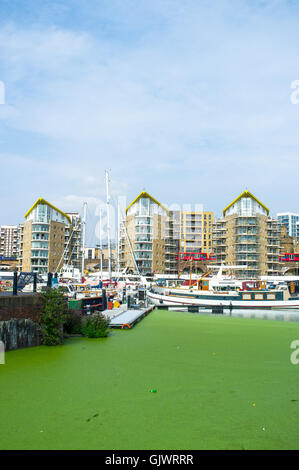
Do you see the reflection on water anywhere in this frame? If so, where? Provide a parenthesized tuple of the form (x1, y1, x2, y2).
(168, 307, 299, 321)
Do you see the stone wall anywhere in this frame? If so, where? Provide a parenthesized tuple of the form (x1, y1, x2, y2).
(0, 294, 43, 351)
(0, 318, 42, 351)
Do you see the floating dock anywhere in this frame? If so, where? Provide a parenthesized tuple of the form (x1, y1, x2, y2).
(107, 305, 154, 328)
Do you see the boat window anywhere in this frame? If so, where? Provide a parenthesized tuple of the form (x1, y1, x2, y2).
(242, 293, 252, 300)
(254, 293, 264, 300)
(267, 293, 276, 300)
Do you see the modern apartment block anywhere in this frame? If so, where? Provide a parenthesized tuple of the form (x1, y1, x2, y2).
(119, 191, 169, 275)
(213, 191, 281, 278)
(0, 225, 18, 258)
(19, 198, 82, 274)
(119, 192, 214, 275)
(277, 213, 299, 238)
(180, 211, 214, 255)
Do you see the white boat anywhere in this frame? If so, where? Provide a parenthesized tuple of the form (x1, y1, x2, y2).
(147, 285, 299, 310)
(147, 267, 299, 311)
(58, 265, 82, 282)
(22, 281, 76, 297)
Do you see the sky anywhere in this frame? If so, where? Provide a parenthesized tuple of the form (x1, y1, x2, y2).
(0, 0, 299, 244)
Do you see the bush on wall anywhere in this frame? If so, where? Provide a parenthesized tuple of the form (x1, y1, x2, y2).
(38, 287, 68, 346)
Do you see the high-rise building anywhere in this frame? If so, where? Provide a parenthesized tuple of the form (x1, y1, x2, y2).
(0, 225, 18, 258)
(180, 211, 214, 255)
(19, 198, 82, 274)
(119, 191, 170, 275)
(277, 213, 299, 238)
(119, 192, 214, 275)
(213, 191, 281, 278)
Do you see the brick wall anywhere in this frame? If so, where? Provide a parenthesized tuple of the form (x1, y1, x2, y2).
(0, 294, 43, 322)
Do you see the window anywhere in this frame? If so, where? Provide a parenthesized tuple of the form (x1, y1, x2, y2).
(254, 293, 264, 300)
(242, 293, 252, 300)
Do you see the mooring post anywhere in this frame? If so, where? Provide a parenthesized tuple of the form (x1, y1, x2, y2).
(13, 271, 18, 296)
(102, 288, 107, 310)
(33, 273, 37, 293)
(47, 272, 53, 288)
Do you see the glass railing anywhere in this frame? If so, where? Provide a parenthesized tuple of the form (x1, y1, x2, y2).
(135, 254, 152, 260)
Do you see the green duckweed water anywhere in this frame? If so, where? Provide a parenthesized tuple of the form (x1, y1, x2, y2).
(1, 309, 299, 450)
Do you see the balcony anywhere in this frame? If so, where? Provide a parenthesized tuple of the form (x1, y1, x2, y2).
(135, 255, 152, 260)
(31, 237, 49, 242)
(31, 261, 48, 267)
(32, 228, 49, 233)
(134, 248, 152, 252)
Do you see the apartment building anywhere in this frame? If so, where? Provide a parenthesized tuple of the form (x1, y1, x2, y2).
(119, 191, 169, 275)
(0, 225, 18, 258)
(180, 211, 214, 255)
(119, 192, 216, 275)
(213, 191, 281, 278)
(19, 198, 82, 274)
(277, 212, 299, 238)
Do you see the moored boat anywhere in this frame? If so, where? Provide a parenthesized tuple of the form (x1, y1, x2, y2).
(147, 285, 299, 310)
(147, 267, 299, 310)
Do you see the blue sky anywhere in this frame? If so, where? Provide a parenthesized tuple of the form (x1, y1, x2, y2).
(1, 0, 299, 244)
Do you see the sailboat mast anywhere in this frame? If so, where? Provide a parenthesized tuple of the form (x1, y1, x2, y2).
(117, 201, 120, 275)
(81, 202, 87, 279)
(99, 207, 103, 281)
(105, 170, 112, 280)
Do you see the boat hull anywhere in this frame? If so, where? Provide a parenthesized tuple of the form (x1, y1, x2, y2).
(147, 290, 299, 310)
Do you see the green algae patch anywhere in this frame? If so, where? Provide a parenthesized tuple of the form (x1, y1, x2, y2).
(1, 309, 299, 450)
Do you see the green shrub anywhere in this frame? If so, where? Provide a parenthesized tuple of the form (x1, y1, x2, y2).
(81, 311, 110, 338)
(64, 308, 83, 335)
(39, 287, 68, 346)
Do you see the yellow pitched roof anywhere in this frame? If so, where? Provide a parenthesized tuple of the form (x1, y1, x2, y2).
(223, 190, 269, 216)
(25, 198, 72, 224)
(126, 191, 169, 215)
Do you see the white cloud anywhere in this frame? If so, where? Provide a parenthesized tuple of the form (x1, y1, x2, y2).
(1, 1, 299, 225)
